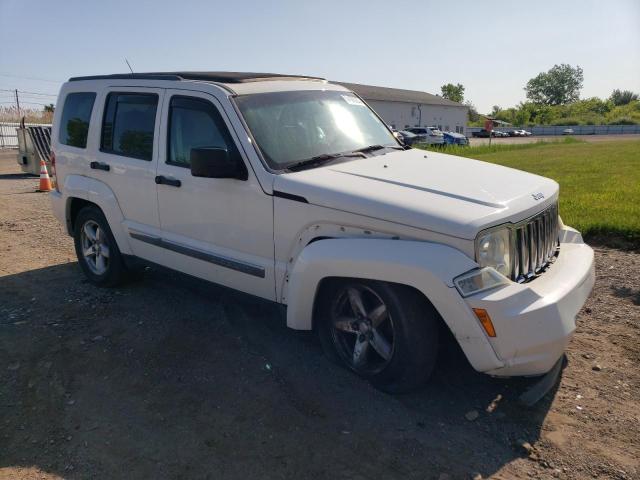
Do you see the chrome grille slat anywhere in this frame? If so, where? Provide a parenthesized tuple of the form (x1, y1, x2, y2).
(529, 221, 537, 274)
(537, 217, 544, 271)
(544, 212, 551, 261)
(512, 203, 559, 282)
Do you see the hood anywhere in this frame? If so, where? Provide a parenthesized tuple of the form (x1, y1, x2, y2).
(273, 148, 559, 239)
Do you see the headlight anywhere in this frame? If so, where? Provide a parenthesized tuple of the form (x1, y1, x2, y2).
(475, 227, 511, 277)
(454, 267, 510, 297)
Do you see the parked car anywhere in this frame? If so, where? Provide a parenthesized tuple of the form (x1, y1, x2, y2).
(508, 129, 532, 137)
(396, 130, 419, 146)
(471, 129, 492, 138)
(443, 131, 469, 145)
(491, 130, 509, 138)
(404, 126, 444, 145)
(562, 128, 575, 135)
(49, 72, 594, 393)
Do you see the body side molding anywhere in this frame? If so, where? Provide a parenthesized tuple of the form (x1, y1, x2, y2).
(129, 230, 266, 278)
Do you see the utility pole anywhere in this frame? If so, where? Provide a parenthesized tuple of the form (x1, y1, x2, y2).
(15, 89, 21, 118)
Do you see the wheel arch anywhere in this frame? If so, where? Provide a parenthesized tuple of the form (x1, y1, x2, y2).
(312, 276, 444, 332)
(63, 175, 132, 255)
(286, 237, 504, 373)
(68, 197, 93, 235)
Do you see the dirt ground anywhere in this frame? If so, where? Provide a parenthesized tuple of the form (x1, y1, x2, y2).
(0, 150, 638, 480)
(468, 133, 640, 146)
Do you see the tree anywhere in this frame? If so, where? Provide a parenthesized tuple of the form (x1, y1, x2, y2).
(440, 83, 465, 103)
(464, 101, 479, 123)
(525, 64, 584, 105)
(609, 89, 639, 106)
(44, 103, 55, 113)
(490, 105, 501, 117)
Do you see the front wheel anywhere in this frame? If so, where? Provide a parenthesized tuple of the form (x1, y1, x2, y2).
(73, 205, 128, 287)
(316, 279, 439, 393)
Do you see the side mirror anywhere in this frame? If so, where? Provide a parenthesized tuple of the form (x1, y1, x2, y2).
(190, 147, 247, 180)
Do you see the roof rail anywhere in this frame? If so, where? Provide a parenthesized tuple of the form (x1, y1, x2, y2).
(69, 72, 325, 83)
(69, 74, 182, 82)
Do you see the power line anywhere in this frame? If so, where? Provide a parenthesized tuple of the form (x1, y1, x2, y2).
(0, 72, 63, 83)
(0, 88, 57, 97)
(14, 94, 56, 101)
(0, 100, 51, 106)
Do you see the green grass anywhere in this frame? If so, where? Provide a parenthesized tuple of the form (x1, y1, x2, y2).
(420, 138, 640, 249)
(419, 136, 584, 156)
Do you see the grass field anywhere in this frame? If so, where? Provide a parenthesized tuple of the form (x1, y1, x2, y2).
(421, 138, 640, 248)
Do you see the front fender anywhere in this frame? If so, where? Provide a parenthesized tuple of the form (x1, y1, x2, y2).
(285, 238, 504, 373)
(63, 174, 133, 255)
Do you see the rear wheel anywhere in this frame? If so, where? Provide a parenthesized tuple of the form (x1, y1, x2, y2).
(316, 279, 439, 393)
(73, 206, 128, 287)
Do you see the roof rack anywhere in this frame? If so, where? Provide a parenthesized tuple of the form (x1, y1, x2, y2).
(69, 71, 325, 83)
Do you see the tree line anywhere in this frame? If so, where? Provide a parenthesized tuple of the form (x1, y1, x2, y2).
(440, 64, 640, 126)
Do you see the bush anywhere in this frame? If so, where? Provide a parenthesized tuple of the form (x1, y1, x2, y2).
(608, 117, 637, 125)
(487, 98, 640, 127)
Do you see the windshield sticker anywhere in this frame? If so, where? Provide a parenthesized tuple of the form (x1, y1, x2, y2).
(342, 95, 365, 106)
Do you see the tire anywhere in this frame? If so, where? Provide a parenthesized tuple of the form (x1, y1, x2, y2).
(316, 279, 439, 394)
(73, 205, 128, 287)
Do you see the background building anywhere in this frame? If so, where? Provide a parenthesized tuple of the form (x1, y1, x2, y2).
(337, 82, 468, 134)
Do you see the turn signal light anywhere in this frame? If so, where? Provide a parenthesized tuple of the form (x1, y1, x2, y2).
(473, 308, 496, 337)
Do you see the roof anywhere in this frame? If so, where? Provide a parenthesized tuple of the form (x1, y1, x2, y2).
(69, 71, 325, 83)
(484, 117, 512, 126)
(335, 82, 466, 108)
(67, 72, 466, 108)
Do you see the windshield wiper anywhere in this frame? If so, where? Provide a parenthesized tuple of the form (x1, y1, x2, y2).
(352, 144, 404, 153)
(285, 152, 365, 172)
(285, 144, 403, 172)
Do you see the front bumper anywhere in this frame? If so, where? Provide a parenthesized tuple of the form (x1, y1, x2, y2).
(463, 233, 595, 377)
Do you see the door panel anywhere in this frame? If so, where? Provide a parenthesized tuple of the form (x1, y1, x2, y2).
(90, 87, 165, 258)
(153, 89, 275, 301)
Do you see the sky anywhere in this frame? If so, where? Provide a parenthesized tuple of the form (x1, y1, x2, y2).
(1, 0, 639, 113)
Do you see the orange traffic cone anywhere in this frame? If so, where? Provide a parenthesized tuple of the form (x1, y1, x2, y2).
(37, 159, 53, 192)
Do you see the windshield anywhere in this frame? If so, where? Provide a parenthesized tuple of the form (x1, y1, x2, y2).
(234, 90, 398, 170)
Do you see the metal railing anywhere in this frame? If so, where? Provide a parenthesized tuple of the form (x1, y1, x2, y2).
(0, 122, 52, 148)
(467, 124, 640, 136)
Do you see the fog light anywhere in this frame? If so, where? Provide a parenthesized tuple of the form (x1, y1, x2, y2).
(473, 308, 496, 337)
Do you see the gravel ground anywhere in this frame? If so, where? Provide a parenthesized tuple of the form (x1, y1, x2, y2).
(0, 150, 638, 480)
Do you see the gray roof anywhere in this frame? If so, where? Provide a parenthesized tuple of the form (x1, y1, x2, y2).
(335, 81, 466, 108)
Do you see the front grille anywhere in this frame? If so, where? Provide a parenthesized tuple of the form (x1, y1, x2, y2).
(512, 203, 560, 282)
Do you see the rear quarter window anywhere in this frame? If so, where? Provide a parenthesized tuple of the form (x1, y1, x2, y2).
(59, 92, 96, 148)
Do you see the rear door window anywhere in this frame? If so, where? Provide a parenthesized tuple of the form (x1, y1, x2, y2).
(101, 93, 158, 161)
(59, 92, 96, 148)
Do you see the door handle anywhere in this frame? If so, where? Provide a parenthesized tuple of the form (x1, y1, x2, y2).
(155, 175, 181, 187)
(90, 161, 110, 171)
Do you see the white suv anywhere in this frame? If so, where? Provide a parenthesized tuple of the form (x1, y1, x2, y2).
(49, 72, 595, 393)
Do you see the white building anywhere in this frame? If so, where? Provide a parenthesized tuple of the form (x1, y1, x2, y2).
(337, 82, 468, 134)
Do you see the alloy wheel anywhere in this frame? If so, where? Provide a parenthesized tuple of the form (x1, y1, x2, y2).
(330, 284, 395, 375)
(80, 219, 110, 275)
